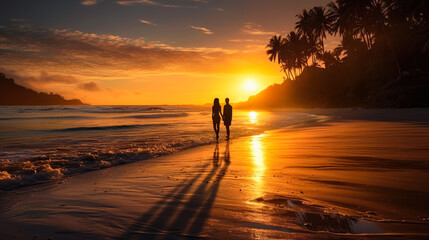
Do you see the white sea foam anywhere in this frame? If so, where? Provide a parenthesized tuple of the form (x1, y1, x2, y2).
(0, 106, 325, 191)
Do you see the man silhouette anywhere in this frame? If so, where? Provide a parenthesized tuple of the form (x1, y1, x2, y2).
(223, 98, 232, 140)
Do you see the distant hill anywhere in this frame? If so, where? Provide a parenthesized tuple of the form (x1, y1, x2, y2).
(238, 66, 429, 109)
(0, 73, 85, 105)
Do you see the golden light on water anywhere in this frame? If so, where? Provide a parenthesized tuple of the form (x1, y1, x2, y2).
(248, 111, 258, 124)
(250, 134, 265, 185)
(247, 133, 269, 238)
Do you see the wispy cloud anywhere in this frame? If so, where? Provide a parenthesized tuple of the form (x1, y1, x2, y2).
(0, 25, 231, 80)
(13, 71, 78, 86)
(116, 0, 195, 8)
(78, 81, 100, 91)
(139, 19, 156, 26)
(241, 22, 275, 35)
(190, 26, 213, 35)
(6, 70, 81, 93)
(228, 39, 266, 43)
(10, 18, 25, 23)
(0, 24, 272, 104)
(80, 0, 102, 6)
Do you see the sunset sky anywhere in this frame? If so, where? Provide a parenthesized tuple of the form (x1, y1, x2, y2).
(0, 0, 335, 105)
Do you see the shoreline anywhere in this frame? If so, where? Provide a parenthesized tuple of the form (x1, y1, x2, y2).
(0, 108, 327, 192)
(1, 118, 429, 239)
(1, 107, 428, 192)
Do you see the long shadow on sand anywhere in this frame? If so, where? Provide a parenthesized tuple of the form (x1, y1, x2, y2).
(122, 142, 230, 240)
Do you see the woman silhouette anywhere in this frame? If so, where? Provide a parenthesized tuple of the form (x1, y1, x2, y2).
(212, 98, 223, 140)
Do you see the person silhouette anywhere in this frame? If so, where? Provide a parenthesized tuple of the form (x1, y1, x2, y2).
(223, 98, 232, 140)
(212, 98, 223, 140)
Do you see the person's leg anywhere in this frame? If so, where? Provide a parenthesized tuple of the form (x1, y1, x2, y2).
(213, 122, 218, 138)
(226, 125, 230, 139)
(215, 122, 220, 138)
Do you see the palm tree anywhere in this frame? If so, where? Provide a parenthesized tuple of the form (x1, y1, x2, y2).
(297, 6, 334, 68)
(328, 0, 384, 77)
(318, 51, 340, 68)
(278, 37, 295, 80)
(334, 33, 366, 59)
(296, 9, 313, 37)
(309, 6, 335, 54)
(328, 1, 355, 38)
(383, 0, 429, 73)
(306, 34, 323, 66)
(296, 9, 322, 66)
(328, 0, 374, 51)
(293, 33, 309, 72)
(266, 31, 310, 80)
(280, 31, 309, 79)
(266, 35, 284, 64)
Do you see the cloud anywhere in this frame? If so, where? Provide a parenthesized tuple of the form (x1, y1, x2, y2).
(115, 0, 222, 11)
(8, 71, 78, 88)
(190, 26, 213, 35)
(38, 71, 78, 84)
(81, 0, 102, 6)
(10, 18, 25, 23)
(78, 81, 100, 91)
(0, 24, 274, 104)
(116, 0, 195, 8)
(0, 25, 233, 80)
(228, 39, 266, 43)
(2, 70, 90, 95)
(139, 19, 156, 26)
(241, 22, 275, 35)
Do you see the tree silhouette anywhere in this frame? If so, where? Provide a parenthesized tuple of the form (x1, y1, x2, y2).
(309, 6, 335, 55)
(267, 0, 429, 80)
(266, 35, 284, 64)
(261, 0, 429, 108)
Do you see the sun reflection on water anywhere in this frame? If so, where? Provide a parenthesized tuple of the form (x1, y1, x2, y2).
(247, 134, 269, 239)
(248, 111, 258, 124)
(250, 134, 265, 186)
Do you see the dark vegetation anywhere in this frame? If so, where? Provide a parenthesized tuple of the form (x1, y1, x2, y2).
(240, 0, 429, 108)
(0, 73, 85, 105)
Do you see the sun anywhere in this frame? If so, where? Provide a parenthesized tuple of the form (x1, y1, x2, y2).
(243, 79, 258, 92)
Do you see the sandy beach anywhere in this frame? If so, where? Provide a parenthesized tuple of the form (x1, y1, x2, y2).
(2, 0, 429, 238)
(1, 118, 429, 240)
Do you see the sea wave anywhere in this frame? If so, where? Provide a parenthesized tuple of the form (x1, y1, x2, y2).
(0, 106, 171, 114)
(52, 124, 168, 132)
(115, 113, 188, 119)
(0, 135, 219, 191)
(0, 116, 94, 121)
(0, 107, 328, 191)
(81, 106, 170, 113)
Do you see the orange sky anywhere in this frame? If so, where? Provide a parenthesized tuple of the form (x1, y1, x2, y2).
(0, 0, 335, 105)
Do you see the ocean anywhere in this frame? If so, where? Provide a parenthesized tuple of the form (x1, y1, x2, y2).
(0, 105, 325, 191)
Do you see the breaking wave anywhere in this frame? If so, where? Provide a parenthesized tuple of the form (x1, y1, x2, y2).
(0, 105, 326, 191)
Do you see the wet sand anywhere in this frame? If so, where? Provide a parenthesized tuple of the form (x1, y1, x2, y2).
(1, 120, 429, 239)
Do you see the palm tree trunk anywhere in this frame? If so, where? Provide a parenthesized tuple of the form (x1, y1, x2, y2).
(321, 39, 326, 68)
(386, 39, 402, 78)
(321, 40, 325, 53)
(379, 27, 403, 78)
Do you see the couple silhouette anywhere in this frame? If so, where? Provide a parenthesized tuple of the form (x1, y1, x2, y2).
(212, 98, 232, 140)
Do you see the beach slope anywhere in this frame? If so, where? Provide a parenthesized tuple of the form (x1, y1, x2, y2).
(1, 120, 429, 239)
